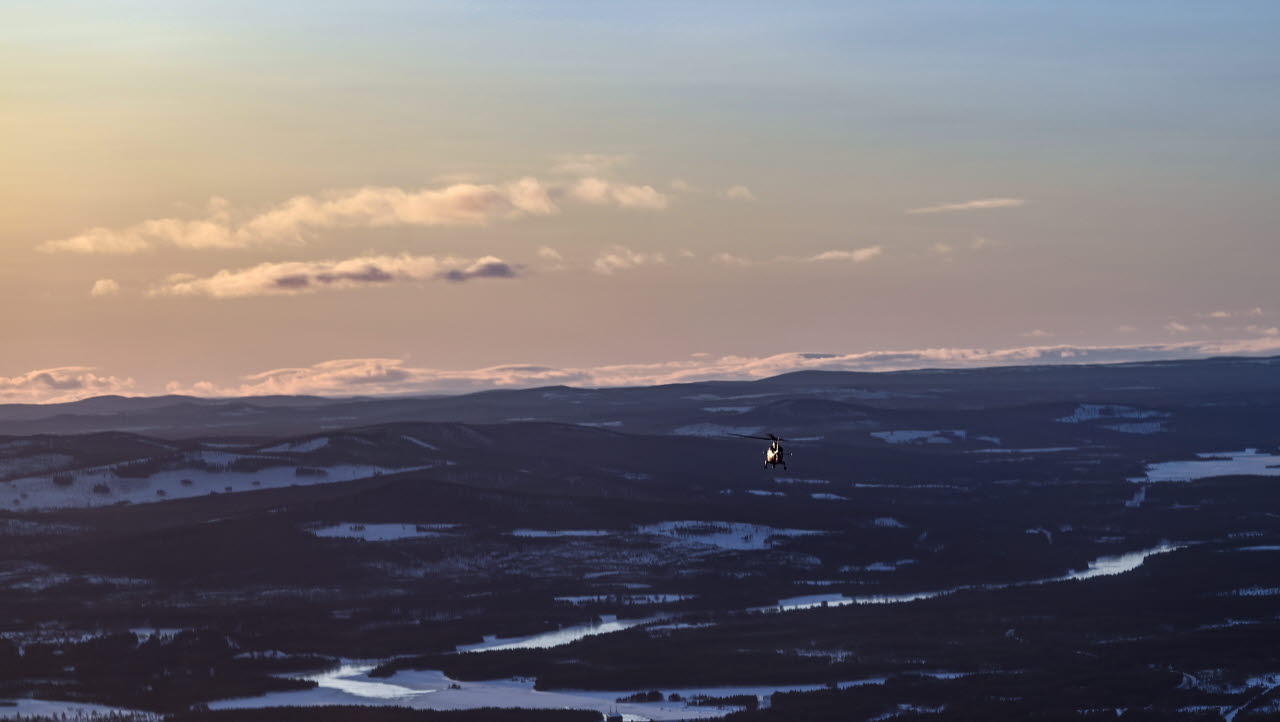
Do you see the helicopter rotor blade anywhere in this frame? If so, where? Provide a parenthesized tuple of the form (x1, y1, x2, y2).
(728, 433, 788, 442)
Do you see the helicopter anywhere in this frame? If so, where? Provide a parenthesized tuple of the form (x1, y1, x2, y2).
(732, 433, 788, 470)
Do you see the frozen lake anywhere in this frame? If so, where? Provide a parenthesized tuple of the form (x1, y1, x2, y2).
(210, 662, 887, 720)
(761, 543, 1183, 611)
(308, 523, 458, 541)
(1131, 449, 1280, 483)
(457, 615, 657, 652)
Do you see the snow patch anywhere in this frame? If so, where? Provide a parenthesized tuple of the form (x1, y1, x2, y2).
(1102, 422, 1167, 434)
(673, 423, 765, 437)
(261, 436, 331, 453)
(308, 523, 459, 541)
(871, 430, 966, 445)
(1131, 449, 1280, 483)
(638, 521, 826, 552)
(1056, 404, 1167, 424)
(774, 476, 829, 485)
(510, 529, 612, 538)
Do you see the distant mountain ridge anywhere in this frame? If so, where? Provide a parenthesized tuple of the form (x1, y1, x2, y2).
(2, 354, 1278, 438)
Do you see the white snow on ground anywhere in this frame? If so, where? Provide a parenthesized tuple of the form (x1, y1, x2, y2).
(871, 430, 966, 444)
(1125, 485, 1147, 508)
(261, 436, 332, 453)
(308, 523, 459, 541)
(2, 461, 430, 511)
(555, 594, 694, 605)
(841, 560, 916, 573)
(811, 493, 848, 501)
(400, 436, 438, 450)
(1130, 449, 1280, 483)
(578, 421, 623, 428)
(673, 423, 766, 437)
(637, 521, 827, 551)
(1102, 422, 1167, 434)
(774, 477, 829, 485)
(458, 615, 656, 652)
(747, 489, 785, 497)
(1240, 546, 1280, 551)
(130, 627, 186, 639)
(210, 662, 886, 720)
(0, 699, 158, 720)
(971, 447, 1079, 454)
(1056, 404, 1168, 423)
(759, 543, 1183, 611)
(510, 529, 612, 538)
(874, 517, 906, 528)
(1026, 527, 1054, 544)
(702, 406, 754, 413)
(1221, 587, 1280, 597)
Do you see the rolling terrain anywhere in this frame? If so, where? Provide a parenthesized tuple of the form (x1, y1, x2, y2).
(1, 356, 1279, 720)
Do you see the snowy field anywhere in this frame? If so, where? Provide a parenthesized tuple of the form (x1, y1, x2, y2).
(555, 594, 694, 605)
(758, 543, 1183, 612)
(0, 699, 157, 720)
(672, 423, 766, 437)
(308, 523, 460, 541)
(510, 529, 612, 538)
(871, 430, 966, 444)
(1056, 405, 1168, 424)
(456, 615, 657, 652)
(1, 452, 432, 510)
(1130, 449, 1280, 483)
(209, 661, 887, 720)
(637, 521, 827, 551)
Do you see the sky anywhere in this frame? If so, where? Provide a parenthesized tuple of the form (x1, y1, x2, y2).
(3, 1, 1279, 402)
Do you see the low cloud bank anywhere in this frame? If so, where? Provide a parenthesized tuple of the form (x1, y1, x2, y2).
(164, 337, 1280, 399)
(0, 367, 136, 404)
(12, 337, 1280, 404)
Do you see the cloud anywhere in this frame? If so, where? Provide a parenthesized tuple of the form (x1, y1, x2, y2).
(40, 174, 671, 254)
(162, 337, 1280, 399)
(708, 246, 884, 267)
(18, 335, 1280, 403)
(711, 253, 754, 267)
(1021, 329, 1053, 338)
(550, 153, 632, 175)
(0, 367, 136, 403)
(807, 246, 883, 263)
(148, 253, 519, 299)
(723, 185, 756, 202)
(1195, 307, 1264, 320)
(90, 279, 120, 297)
(1165, 321, 1192, 334)
(570, 177, 669, 209)
(536, 246, 567, 271)
(592, 246, 666, 275)
(908, 198, 1026, 214)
